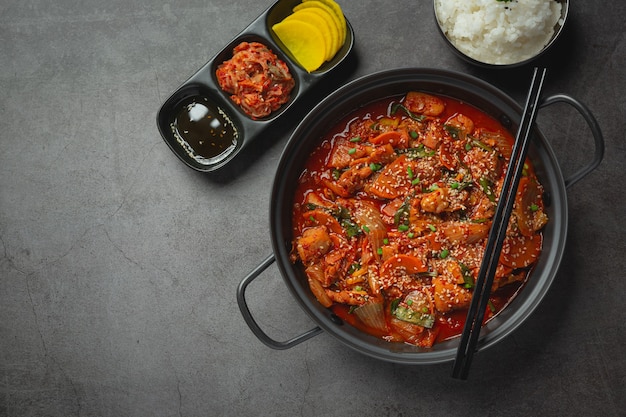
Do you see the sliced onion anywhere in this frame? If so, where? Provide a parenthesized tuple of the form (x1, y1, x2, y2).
(353, 201, 386, 233)
(353, 302, 388, 331)
(353, 201, 387, 262)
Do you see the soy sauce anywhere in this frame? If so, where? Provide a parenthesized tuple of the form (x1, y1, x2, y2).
(171, 97, 238, 164)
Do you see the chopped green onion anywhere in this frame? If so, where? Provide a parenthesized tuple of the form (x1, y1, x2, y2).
(394, 199, 411, 226)
(444, 124, 461, 139)
(398, 224, 409, 232)
(336, 205, 351, 219)
(390, 103, 426, 122)
(370, 162, 382, 172)
(450, 181, 460, 189)
(460, 262, 474, 289)
(407, 166, 414, 180)
(428, 224, 437, 232)
(440, 249, 449, 259)
(479, 177, 496, 202)
(411, 178, 420, 186)
(350, 136, 361, 142)
(409, 130, 418, 139)
(361, 225, 370, 233)
(471, 139, 493, 152)
(407, 232, 415, 238)
(348, 148, 357, 155)
(530, 203, 539, 212)
(377, 247, 383, 255)
(472, 218, 488, 224)
(348, 262, 360, 274)
(342, 219, 361, 238)
(383, 238, 389, 245)
(403, 144, 435, 159)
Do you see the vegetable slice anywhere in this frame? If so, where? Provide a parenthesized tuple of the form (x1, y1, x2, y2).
(272, 20, 326, 72)
(515, 176, 548, 236)
(353, 302, 388, 331)
(393, 305, 435, 328)
(370, 130, 407, 147)
(286, 10, 334, 61)
(499, 234, 542, 269)
(368, 155, 412, 199)
(303, 209, 344, 235)
(302, 0, 346, 43)
(381, 254, 428, 279)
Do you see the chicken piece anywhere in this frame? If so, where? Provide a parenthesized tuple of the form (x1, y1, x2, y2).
(334, 165, 374, 196)
(464, 147, 502, 184)
(420, 187, 450, 213)
(296, 226, 332, 264)
(404, 91, 445, 116)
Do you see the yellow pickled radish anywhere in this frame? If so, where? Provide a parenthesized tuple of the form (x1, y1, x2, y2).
(286, 10, 334, 61)
(302, 0, 346, 43)
(272, 19, 327, 72)
(293, 1, 343, 52)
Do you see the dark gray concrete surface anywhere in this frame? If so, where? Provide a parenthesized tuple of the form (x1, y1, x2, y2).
(1, 1, 624, 416)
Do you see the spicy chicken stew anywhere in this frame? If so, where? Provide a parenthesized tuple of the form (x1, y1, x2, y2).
(290, 92, 548, 348)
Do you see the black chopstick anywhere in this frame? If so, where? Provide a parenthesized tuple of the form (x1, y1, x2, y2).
(452, 67, 548, 380)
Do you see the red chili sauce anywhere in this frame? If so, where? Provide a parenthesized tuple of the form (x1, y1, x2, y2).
(216, 41, 295, 119)
(290, 92, 548, 348)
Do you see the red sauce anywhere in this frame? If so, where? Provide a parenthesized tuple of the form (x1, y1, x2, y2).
(290, 92, 548, 348)
(216, 41, 295, 119)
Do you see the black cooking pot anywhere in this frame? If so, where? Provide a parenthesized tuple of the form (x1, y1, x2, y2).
(237, 68, 604, 364)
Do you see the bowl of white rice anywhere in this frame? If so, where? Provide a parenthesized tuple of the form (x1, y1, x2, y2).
(434, 0, 568, 67)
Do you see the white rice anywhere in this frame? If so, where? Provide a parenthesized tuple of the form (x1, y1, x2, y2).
(435, 0, 563, 65)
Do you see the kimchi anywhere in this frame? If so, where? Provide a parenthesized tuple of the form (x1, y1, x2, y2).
(216, 41, 295, 119)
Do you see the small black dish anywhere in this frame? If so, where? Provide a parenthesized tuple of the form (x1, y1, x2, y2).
(156, 0, 355, 172)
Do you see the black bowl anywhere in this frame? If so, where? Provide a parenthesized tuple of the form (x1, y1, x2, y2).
(434, 0, 569, 69)
(263, 68, 600, 364)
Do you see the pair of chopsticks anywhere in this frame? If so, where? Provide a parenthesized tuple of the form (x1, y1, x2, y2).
(452, 67, 548, 380)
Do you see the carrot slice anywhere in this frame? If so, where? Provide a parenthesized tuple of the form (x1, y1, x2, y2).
(381, 254, 428, 277)
(303, 209, 343, 234)
(500, 234, 542, 269)
(370, 131, 408, 148)
(368, 155, 411, 199)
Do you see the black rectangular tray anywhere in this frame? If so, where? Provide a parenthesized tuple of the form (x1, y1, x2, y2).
(156, 0, 355, 172)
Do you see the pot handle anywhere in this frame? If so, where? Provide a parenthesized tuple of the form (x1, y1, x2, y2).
(237, 254, 323, 350)
(539, 94, 604, 189)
